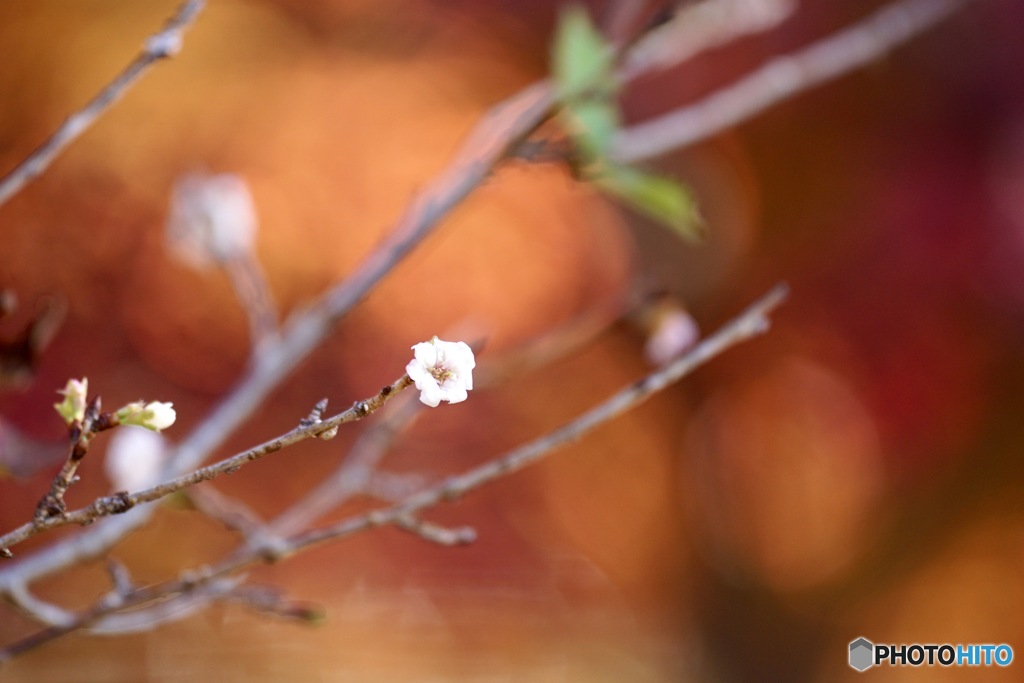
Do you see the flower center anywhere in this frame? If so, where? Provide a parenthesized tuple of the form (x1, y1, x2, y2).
(428, 347, 456, 383)
(430, 365, 455, 383)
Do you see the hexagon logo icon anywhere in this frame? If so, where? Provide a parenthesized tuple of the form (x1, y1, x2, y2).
(849, 637, 874, 671)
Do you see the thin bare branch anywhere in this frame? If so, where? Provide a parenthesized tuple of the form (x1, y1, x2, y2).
(33, 398, 103, 523)
(0, 284, 786, 659)
(269, 393, 422, 537)
(221, 585, 324, 623)
(364, 471, 430, 503)
(0, 0, 796, 580)
(225, 253, 279, 352)
(395, 515, 478, 546)
(5, 581, 75, 627)
(613, 0, 969, 163)
(603, 0, 661, 46)
(104, 557, 134, 597)
(0, 0, 962, 601)
(0, 0, 205, 208)
(186, 485, 268, 537)
(622, 0, 797, 77)
(0, 376, 412, 556)
(299, 283, 790, 547)
(0, 80, 555, 588)
(0, 576, 239, 658)
(86, 580, 241, 635)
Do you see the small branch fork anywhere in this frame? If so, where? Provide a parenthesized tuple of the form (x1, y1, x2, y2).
(0, 0, 969, 662)
(298, 284, 789, 549)
(32, 398, 106, 526)
(612, 0, 969, 163)
(0, 375, 413, 557)
(268, 392, 423, 537)
(0, 0, 206, 209)
(0, 284, 786, 662)
(0, 0, 966, 589)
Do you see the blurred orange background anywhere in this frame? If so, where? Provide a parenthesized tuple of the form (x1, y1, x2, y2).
(1, 1, 1022, 681)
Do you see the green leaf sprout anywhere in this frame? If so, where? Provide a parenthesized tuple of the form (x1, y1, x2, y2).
(552, 6, 700, 240)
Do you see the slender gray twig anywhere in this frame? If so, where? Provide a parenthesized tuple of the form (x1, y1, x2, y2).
(186, 484, 268, 538)
(225, 253, 279, 352)
(0, 0, 966, 618)
(297, 283, 789, 547)
(613, 0, 968, 163)
(0, 0, 805, 587)
(268, 393, 422, 537)
(0, 376, 412, 556)
(0, 576, 239, 659)
(0, 0, 205, 209)
(621, 0, 797, 77)
(0, 283, 786, 660)
(0, 79, 555, 592)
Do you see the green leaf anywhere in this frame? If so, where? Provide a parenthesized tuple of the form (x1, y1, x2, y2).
(594, 165, 702, 240)
(567, 99, 620, 159)
(552, 6, 615, 101)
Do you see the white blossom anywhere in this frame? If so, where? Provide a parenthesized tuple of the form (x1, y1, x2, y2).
(53, 377, 88, 424)
(105, 426, 167, 492)
(166, 172, 257, 268)
(406, 337, 475, 407)
(117, 401, 177, 432)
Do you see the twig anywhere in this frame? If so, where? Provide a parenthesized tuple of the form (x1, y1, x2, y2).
(364, 471, 430, 503)
(167, 80, 554, 478)
(86, 576, 242, 635)
(225, 253, 279, 353)
(395, 515, 477, 546)
(33, 398, 104, 522)
(602, 0, 661, 45)
(5, 581, 75, 627)
(0, 80, 555, 589)
(268, 393, 423, 537)
(298, 283, 789, 547)
(221, 585, 324, 623)
(0, 376, 412, 556)
(0, 576, 239, 658)
(153, 0, 811, 506)
(0, 0, 206, 209)
(621, 0, 797, 77)
(0, 0, 963, 600)
(268, 317, 604, 541)
(185, 485, 268, 538)
(613, 0, 969, 163)
(0, 284, 786, 660)
(0, 0, 789, 581)
(475, 295, 628, 387)
(104, 557, 134, 597)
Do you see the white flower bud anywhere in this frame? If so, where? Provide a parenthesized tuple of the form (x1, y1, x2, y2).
(105, 426, 167, 492)
(117, 401, 177, 432)
(166, 173, 257, 268)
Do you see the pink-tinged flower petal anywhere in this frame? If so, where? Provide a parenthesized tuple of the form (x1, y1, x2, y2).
(406, 337, 475, 407)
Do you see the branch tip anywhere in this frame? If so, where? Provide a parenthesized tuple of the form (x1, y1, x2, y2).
(299, 399, 328, 428)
